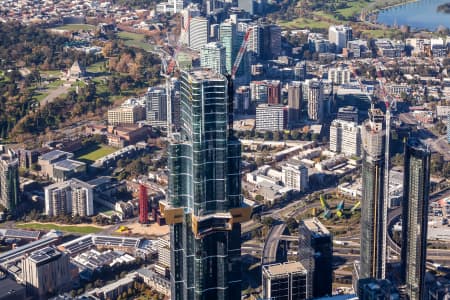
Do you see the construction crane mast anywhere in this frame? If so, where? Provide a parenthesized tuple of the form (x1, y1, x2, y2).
(231, 28, 252, 80)
(376, 63, 391, 279)
(227, 27, 253, 135)
(160, 16, 191, 137)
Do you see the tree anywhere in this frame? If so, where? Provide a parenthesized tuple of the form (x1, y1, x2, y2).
(263, 131, 273, 140)
(286, 217, 298, 232)
(255, 194, 264, 202)
(262, 217, 275, 227)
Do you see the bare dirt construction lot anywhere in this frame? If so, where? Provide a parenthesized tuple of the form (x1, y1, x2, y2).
(126, 222, 170, 237)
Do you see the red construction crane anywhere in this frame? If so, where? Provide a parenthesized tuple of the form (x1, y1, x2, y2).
(230, 27, 253, 79)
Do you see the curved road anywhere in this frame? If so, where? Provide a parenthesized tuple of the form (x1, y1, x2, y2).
(261, 223, 286, 266)
(387, 188, 450, 258)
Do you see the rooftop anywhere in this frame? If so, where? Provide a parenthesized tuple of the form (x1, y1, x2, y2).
(87, 176, 116, 187)
(0, 236, 58, 264)
(187, 68, 225, 82)
(46, 178, 91, 191)
(53, 159, 86, 171)
(28, 246, 62, 264)
(39, 150, 72, 162)
(407, 137, 430, 152)
(263, 261, 307, 276)
(302, 217, 330, 237)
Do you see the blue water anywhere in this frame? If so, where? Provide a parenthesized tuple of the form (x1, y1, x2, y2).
(377, 0, 450, 30)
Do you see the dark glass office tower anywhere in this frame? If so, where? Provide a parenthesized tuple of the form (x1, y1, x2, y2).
(298, 218, 333, 298)
(401, 138, 431, 300)
(163, 69, 250, 300)
(360, 108, 386, 280)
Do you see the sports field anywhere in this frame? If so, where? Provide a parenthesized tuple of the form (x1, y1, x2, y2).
(76, 144, 117, 163)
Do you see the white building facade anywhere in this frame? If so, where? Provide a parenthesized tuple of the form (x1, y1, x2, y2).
(330, 119, 361, 157)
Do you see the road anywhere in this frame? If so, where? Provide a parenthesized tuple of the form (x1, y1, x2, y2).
(387, 188, 450, 259)
(258, 187, 336, 267)
(262, 187, 336, 220)
(261, 223, 286, 266)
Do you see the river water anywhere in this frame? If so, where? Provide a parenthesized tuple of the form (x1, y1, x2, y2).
(377, 0, 450, 30)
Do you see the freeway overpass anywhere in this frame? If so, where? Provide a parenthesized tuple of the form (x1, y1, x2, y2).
(261, 223, 286, 266)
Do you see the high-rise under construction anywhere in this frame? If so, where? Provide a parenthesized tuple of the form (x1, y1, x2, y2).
(360, 108, 387, 280)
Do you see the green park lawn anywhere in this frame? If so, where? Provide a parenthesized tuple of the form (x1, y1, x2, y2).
(16, 223, 103, 234)
(86, 61, 107, 74)
(278, 17, 331, 30)
(54, 24, 96, 31)
(40, 70, 62, 78)
(336, 0, 370, 18)
(117, 31, 154, 52)
(76, 144, 117, 163)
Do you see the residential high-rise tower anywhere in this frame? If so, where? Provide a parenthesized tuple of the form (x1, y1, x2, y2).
(200, 42, 226, 75)
(44, 178, 94, 217)
(0, 147, 20, 211)
(360, 108, 386, 280)
(288, 81, 302, 127)
(401, 138, 431, 300)
(329, 119, 361, 157)
(305, 79, 324, 122)
(145, 87, 168, 128)
(189, 17, 209, 51)
(163, 69, 250, 300)
(219, 21, 237, 74)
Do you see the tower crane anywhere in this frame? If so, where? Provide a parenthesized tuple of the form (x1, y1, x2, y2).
(226, 27, 253, 134)
(230, 27, 253, 80)
(160, 16, 191, 136)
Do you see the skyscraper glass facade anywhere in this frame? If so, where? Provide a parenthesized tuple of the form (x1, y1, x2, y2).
(168, 69, 243, 300)
(360, 108, 386, 280)
(220, 22, 237, 74)
(401, 138, 430, 300)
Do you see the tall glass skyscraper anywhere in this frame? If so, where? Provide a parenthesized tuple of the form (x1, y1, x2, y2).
(219, 21, 236, 74)
(360, 108, 386, 280)
(163, 69, 250, 300)
(401, 138, 430, 300)
(200, 42, 227, 75)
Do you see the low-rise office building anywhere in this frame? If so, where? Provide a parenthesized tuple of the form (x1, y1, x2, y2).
(263, 261, 308, 300)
